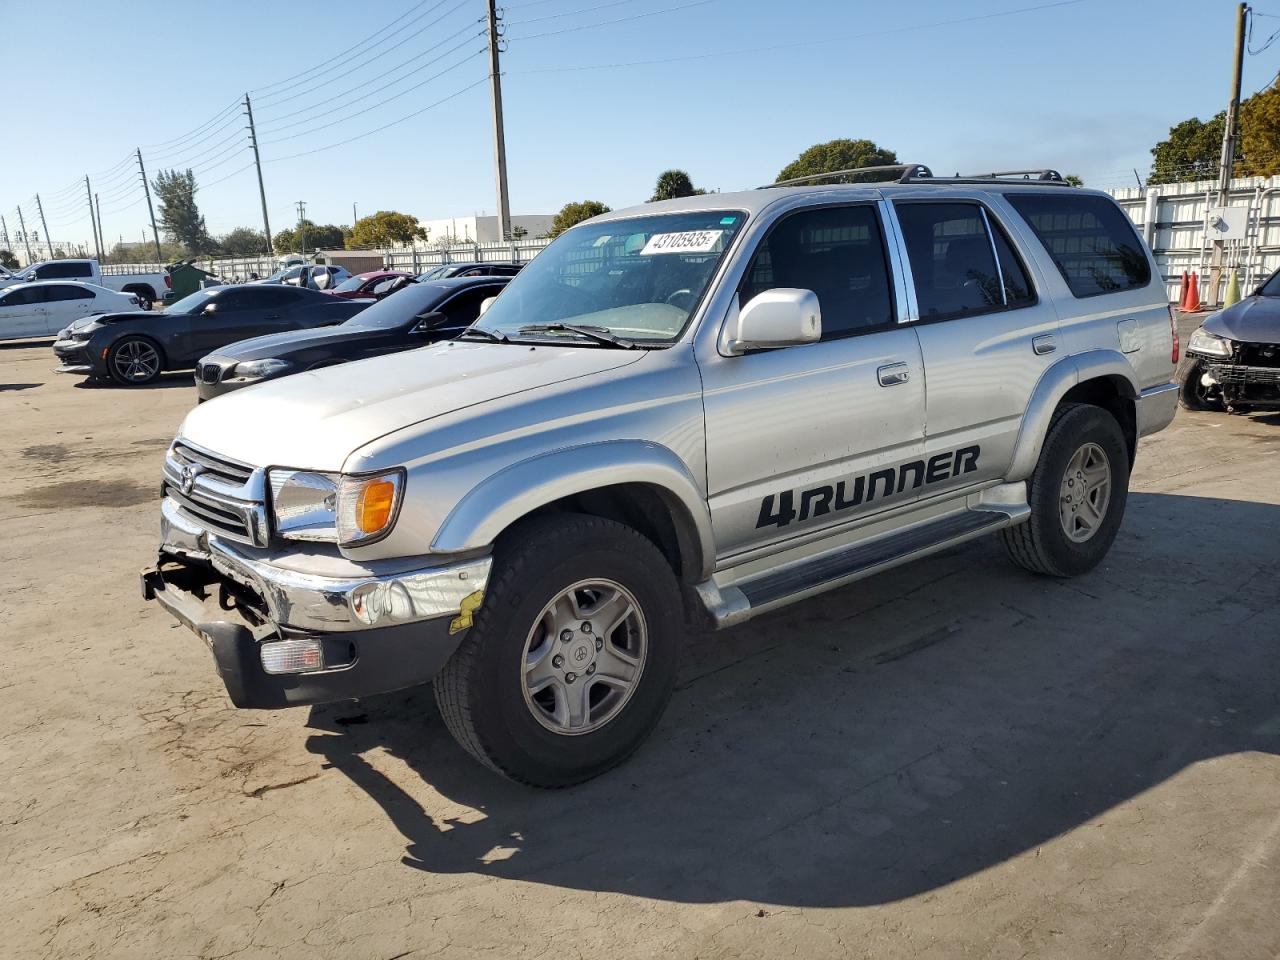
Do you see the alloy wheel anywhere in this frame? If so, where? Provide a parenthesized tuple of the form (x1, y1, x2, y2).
(113, 340, 160, 383)
(1059, 442, 1112, 543)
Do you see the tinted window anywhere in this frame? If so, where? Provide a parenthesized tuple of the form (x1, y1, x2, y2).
(740, 205, 894, 339)
(895, 202, 1035, 320)
(239, 286, 301, 309)
(34, 262, 92, 279)
(1005, 192, 1150, 297)
(0, 287, 46, 306)
(440, 286, 505, 328)
(45, 284, 94, 301)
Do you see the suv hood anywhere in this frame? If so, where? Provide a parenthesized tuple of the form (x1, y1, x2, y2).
(179, 340, 645, 471)
(1203, 296, 1280, 345)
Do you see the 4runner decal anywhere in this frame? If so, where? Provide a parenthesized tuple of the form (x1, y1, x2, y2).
(756, 445, 981, 529)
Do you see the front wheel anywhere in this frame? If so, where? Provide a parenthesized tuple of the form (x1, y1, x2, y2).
(1179, 359, 1222, 411)
(434, 514, 683, 787)
(107, 336, 163, 385)
(1001, 402, 1130, 578)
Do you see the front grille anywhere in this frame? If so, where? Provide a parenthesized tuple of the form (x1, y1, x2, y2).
(1237, 343, 1280, 368)
(1207, 363, 1280, 385)
(200, 363, 224, 384)
(172, 441, 253, 485)
(164, 441, 264, 545)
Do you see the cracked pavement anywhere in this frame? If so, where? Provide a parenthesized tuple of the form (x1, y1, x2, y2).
(2, 318, 1278, 959)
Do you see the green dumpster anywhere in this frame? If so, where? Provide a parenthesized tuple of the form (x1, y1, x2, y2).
(165, 260, 219, 303)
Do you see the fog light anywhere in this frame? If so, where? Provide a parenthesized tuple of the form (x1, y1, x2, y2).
(260, 639, 324, 675)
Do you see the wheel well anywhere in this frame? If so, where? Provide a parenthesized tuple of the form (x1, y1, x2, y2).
(121, 283, 156, 301)
(1060, 376, 1136, 465)
(502, 483, 701, 582)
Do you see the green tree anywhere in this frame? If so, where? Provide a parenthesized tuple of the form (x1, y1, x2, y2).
(348, 211, 427, 248)
(102, 240, 184, 265)
(1239, 84, 1280, 177)
(273, 220, 346, 253)
(0, 249, 18, 269)
(549, 200, 610, 238)
(1064, 174, 1085, 187)
(775, 139, 898, 183)
(1149, 114, 1224, 185)
(151, 168, 216, 253)
(649, 169, 705, 201)
(511, 225, 528, 239)
(219, 227, 269, 257)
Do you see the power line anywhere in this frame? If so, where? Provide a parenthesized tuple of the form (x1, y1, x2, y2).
(507, 0, 718, 40)
(505, 0, 645, 25)
(510, 0, 1086, 69)
(260, 50, 486, 145)
(256, 20, 483, 134)
(262, 75, 487, 163)
(142, 98, 241, 150)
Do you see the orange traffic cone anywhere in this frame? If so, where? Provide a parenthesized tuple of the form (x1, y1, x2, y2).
(1184, 272, 1202, 312)
(1177, 271, 1189, 309)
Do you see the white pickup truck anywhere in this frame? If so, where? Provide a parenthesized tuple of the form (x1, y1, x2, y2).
(0, 259, 167, 309)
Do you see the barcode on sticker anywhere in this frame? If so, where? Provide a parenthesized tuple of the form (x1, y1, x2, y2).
(640, 230, 723, 255)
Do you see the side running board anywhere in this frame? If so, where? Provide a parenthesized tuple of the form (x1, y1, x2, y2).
(697, 506, 1024, 629)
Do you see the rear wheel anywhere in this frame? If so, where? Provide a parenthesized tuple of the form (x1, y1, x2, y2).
(107, 336, 163, 386)
(434, 514, 682, 787)
(1001, 403, 1129, 577)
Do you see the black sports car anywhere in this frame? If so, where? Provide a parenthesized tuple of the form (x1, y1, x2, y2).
(195, 275, 510, 401)
(1182, 271, 1280, 412)
(53, 284, 371, 386)
(415, 261, 522, 281)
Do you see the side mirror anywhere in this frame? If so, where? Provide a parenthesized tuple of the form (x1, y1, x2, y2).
(720, 288, 821, 355)
(478, 296, 497, 316)
(202, 302, 217, 314)
(410, 310, 446, 333)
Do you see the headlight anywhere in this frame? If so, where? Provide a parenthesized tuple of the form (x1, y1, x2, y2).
(268, 468, 404, 546)
(337, 470, 404, 546)
(268, 470, 339, 542)
(235, 358, 294, 378)
(1187, 328, 1233, 358)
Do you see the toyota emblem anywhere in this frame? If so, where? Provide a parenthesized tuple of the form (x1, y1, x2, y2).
(180, 464, 200, 495)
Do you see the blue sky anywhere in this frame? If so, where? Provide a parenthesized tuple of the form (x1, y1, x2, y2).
(1, 0, 1272, 250)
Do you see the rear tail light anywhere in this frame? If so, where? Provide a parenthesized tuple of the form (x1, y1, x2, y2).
(164, 275, 172, 288)
(1168, 305, 1180, 364)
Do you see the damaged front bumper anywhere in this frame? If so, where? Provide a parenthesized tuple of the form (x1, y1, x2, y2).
(142, 497, 491, 708)
(1197, 356, 1280, 407)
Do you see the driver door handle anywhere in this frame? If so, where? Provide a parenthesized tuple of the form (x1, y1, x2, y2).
(877, 362, 910, 387)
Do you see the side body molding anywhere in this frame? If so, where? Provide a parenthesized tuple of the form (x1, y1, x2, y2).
(432, 440, 716, 580)
(1006, 349, 1139, 481)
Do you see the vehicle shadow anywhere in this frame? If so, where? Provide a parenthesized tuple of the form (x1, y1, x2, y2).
(0, 337, 53, 350)
(304, 492, 1280, 907)
(72, 371, 195, 391)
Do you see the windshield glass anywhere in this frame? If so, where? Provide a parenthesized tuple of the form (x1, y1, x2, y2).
(417, 266, 449, 281)
(167, 290, 218, 314)
(1258, 271, 1280, 296)
(479, 210, 745, 344)
(342, 284, 444, 330)
(332, 274, 370, 293)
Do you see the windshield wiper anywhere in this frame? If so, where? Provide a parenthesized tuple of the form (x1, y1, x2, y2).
(516, 323, 638, 349)
(458, 325, 509, 343)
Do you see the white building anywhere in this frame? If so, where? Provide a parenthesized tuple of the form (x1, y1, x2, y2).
(418, 214, 556, 244)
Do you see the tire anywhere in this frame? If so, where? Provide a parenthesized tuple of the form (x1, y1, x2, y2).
(1179, 359, 1222, 411)
(434, 513, 683, 787)
(107, 336, 164, 386)
(124, 287, 154, 311)
(1000, 402, 1130, 578)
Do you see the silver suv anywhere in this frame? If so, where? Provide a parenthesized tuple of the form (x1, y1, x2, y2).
(142, 166, 1179, 786)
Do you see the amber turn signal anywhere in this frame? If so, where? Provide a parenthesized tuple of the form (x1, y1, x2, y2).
(356, 479, 397, 534)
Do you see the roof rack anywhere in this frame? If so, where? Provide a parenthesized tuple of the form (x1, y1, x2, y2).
(947, 169, 1070, 185)
(764, 163, 934, 189)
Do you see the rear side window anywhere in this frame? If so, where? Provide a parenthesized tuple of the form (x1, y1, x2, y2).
(1005, 193, 1150, 298)
(740, 204, 895, 339)
(45, 284, 94, 301)
(894, 201, 1035, 321)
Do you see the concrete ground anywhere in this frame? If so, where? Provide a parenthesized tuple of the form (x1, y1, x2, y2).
(2, 317, 1278, 960)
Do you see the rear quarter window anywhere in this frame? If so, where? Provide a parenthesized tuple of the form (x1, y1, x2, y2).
(1005, 193, 1150, 298)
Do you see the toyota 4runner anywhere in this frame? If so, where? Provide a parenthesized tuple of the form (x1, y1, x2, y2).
(142, 165, 1179, 787)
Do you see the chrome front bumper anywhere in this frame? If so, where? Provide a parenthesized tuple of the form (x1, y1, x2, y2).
(160, 497, 490, 632)
(1136, 381, 1179, 437)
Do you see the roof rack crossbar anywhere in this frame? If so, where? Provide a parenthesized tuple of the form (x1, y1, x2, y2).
(763, 163, 934, 189)
(957, 169, 1066, 182)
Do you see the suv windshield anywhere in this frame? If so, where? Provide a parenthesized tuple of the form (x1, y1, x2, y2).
(1258, 271, 1280, 296)
(478, 210, 745, 344)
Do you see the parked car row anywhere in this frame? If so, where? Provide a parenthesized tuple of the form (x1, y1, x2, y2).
(1, 281, 145, 340)
(0, 257, 167, 308)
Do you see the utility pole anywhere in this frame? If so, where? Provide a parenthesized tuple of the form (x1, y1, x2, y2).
(296, 200, 307, 254)
(16, 205, 34, 263)
(353, 202, 358, 226)
(95, 193, 104, 259)
(244, 94, 274, 255)
(136, 149, 163, 262)
(34, 194, 53, 260)
(1208, 1, 1249, 308)
(486, 0, 512, 242)
(1, 214, 10, 251)
(84, 176, 102, 261)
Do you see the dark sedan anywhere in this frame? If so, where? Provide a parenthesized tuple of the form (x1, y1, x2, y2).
(1182, 271, 1280, 412)
(416, 261, 522, 281)
(195, 275, 510, 401)
(53, 284, 370, 386)
(326, 270, 415, 300)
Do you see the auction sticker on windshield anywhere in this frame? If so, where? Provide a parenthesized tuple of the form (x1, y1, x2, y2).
(640, 230, 723, 255)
